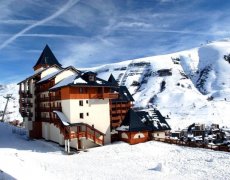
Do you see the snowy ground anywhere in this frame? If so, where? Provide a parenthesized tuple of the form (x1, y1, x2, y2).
(0, 122, 230, 180)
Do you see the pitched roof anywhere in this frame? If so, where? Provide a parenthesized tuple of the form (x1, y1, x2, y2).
(117, 109, 171, 132)
(36, 66, 80, 84)
(108, 74, 118, 86)
(33, 44, 62, 68)
(18, 64, 62, 84)
(117, 109, 152, 132)
(112, 86, 134, 102)
(50, 71, 117, 90)
(137, 109, 171, 131)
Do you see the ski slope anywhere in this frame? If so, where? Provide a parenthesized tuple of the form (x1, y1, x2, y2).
(0, 122, 230, 180)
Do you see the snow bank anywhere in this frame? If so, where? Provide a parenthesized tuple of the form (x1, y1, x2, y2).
(0, 122, 230, 180)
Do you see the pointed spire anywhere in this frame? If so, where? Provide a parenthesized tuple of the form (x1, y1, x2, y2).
(33, 44, 62, 71)
(108, 74, 118, 86)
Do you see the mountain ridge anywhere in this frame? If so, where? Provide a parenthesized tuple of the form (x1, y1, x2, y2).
(1, 39, 230, 129)
(86, 40, 230, 129)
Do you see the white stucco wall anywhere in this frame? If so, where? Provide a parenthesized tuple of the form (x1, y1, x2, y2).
(55, 69, 76, 84)
(61, 99, 111, 144)
(24, 118, 33, 131)
(152, 131, 166, 139)
(121, 132, 128, 139)
(41, 67, 60, 79)
(34, 67, 45, 74)
(41, 122, 64, 145)
(81, 138, 98, 149)
(70, 139, 78, 149)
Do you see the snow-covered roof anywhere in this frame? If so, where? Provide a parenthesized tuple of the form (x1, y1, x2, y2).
(74, 77, 87, 84)
(18, 64, 62, 84)
(117, 109, 171, 132)
(137, 109, 171, 131)
(116, 125, 129, 131)
(37, 70, 61, 83)
(50, 71, 116, 91)
(50, 74, 78, 90)
(53, 111, 69, 126)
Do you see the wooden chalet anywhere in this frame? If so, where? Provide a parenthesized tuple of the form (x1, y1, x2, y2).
(117, 109, 171, 145)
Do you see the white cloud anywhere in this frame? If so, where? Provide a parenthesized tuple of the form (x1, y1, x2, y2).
(0, 0, 80, 50)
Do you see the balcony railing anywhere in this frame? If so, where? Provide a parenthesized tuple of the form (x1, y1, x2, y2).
(50, 95, 61, 101)
(21, 102, 33, 107)
(20, 110, 33, 117)
(50, 106, 62, 112)
(36, 106, 62, 112)
(40, 117, 51, 122)
(90, 93, 119, 99)
(39, 107, 50, 112)
(37, 96, 50, 102)
(19, 91, 33, 98)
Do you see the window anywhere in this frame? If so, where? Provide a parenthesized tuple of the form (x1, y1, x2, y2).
(157, 133, 159, 136)
(89, 75, 95, 81)
(79, 87, 83, 93)
(86, 100, 88, 104)
(80, 113, 84, 119)
(86, 113, 89, 116)
(79, 100, 83, 106)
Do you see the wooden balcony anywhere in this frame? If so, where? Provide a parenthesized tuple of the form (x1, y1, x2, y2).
(104, 93, 119, 99)
(50, 106, 62, 112)
(20, 110, 33, 117)
(90, 93, 119, 99)
(112, 122, 121, 127)
(68, 124, 104, 145)
(21, 101, 33, 107)
(111, 116, 121, 121)
(40, 117, 51, 122)
(39, 107, 50, 112)
(50, 95, 61, 101)
(19, 91, 33, 98)
(37, 96, 50, 102)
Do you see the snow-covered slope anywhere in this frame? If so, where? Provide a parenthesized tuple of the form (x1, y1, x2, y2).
(0, 122, 230, 180)
(0, 84, 22, 122)
(86, 39, 230, 129)
(2, 40, 230, 129)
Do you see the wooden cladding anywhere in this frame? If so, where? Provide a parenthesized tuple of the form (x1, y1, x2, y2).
(110, 101, 131, 128)
(118, 131, 149, 145)
(19, 91, 33, 98)
(36, 80, 55, 92)
(60, 86, 118, 100)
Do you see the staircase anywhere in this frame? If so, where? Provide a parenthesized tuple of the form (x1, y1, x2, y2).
(69, 123, 105, 146)
(52, 116, 105, 146)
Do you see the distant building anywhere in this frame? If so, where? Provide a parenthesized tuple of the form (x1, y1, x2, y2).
(157, 69, 172, 76)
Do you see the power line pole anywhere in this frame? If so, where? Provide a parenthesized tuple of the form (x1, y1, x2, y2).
(1, 94, 14, 122)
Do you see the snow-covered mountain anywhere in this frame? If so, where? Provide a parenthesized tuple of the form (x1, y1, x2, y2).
(0, 84, 22, 122)
(2, 39, 230, 129)
(87, 39, 230, 129)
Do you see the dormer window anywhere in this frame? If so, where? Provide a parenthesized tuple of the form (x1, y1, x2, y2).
(88, 75, 95, 82)
(82, 71, 96, 82)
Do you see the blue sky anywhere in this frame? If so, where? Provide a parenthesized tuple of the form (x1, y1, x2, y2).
(1, 0, 230, 84)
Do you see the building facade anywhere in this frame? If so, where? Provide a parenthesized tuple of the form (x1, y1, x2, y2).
(18, 45, 134, 150)
(19, 45, 171, 150)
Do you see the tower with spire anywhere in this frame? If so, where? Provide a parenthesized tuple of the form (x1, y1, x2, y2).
(33, 44, 62, 72)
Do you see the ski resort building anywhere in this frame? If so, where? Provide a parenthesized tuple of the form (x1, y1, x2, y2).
(18, 45, 170, 150)
(117, 109, 171, 144)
